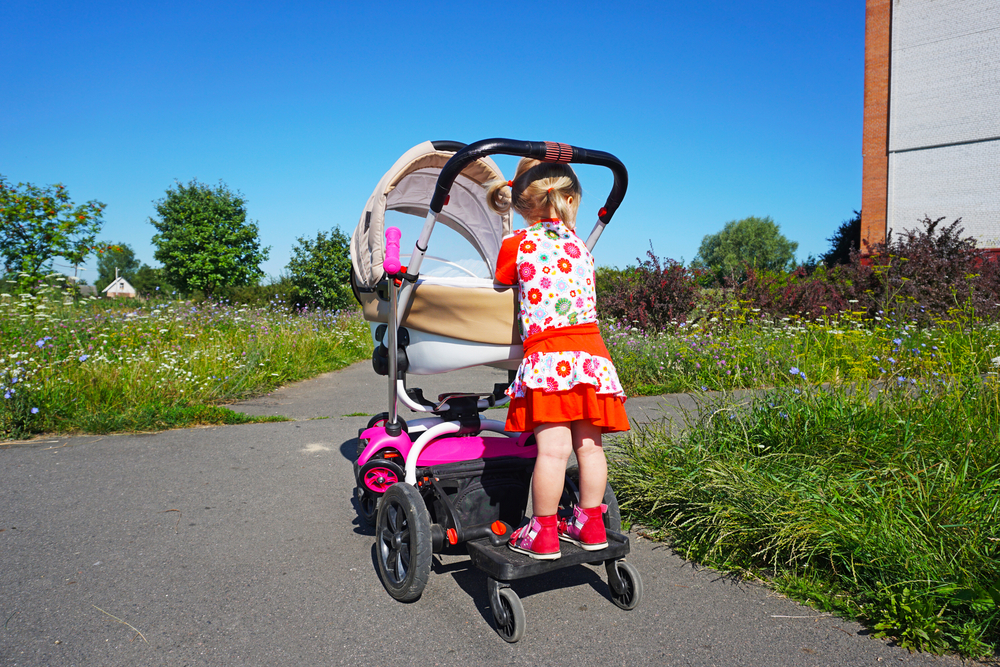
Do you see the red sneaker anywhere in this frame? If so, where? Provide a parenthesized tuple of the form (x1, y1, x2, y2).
(508, 515, 561, 560)
(558, 504, 608, 550)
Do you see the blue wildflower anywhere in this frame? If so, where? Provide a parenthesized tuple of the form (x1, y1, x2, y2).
(789, 367, 800, 375)
(79, 354, 89, 362)
(31, 407, 38, 414)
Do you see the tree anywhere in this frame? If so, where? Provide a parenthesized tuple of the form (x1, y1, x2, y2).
(286, 226, 354, 309)
(149, 180, 269, 296)
(130, 265, 173, 297)
(0, 175, 106, 281)
(94, 242, 141, 292)
(820, 210, 861, 266)
(692, 215, 798, 282)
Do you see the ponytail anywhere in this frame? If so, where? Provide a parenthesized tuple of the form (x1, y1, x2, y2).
(485, 180, 512, 215)
(492, 158, 582, 227)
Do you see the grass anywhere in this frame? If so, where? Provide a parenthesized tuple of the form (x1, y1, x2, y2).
(602, 305, 1000, 396)
(604, 305, 1000, 658)
(0, 279, 371, 438)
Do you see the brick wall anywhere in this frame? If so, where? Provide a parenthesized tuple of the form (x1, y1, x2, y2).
(861, 0, 892, 253)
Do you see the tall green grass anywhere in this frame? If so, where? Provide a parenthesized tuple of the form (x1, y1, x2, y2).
(603, 307, 1000, 396)
(609, 375, 1000, 657)
(1, 281, 370, 438)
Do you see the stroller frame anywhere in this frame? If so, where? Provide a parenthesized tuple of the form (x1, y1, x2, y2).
(353, 138, 642, 642)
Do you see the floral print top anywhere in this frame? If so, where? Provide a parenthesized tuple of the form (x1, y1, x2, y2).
(495, 219, 625, 400)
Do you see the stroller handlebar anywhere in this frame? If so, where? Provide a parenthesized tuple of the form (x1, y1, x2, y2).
(429, 138, 628, 225)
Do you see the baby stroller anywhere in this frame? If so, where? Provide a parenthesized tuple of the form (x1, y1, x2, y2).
(350, 139, 642, 642)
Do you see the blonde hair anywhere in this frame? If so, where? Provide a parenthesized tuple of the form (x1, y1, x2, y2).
(486, 158, 582, 229)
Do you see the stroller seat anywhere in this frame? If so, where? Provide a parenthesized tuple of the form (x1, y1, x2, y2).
(358, 275, 522, 373)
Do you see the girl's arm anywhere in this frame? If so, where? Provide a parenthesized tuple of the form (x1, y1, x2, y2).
(494, 231, 524, 285)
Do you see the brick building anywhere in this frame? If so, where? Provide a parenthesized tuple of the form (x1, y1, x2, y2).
(862, 0, 1000, 254)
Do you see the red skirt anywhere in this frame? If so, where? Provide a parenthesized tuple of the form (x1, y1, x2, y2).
(505, 383, 631, 434)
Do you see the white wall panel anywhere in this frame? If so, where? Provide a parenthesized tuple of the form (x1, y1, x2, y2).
(887, 140, 1000, 247)
(889, 0, 1000, 151)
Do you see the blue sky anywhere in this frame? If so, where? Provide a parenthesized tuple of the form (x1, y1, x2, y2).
(2, 0, 864, 281)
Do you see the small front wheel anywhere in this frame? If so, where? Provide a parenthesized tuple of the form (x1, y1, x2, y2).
(494, 587, 526, 643)
(375, 482, 432, 602)
(608, 560, 643, 610)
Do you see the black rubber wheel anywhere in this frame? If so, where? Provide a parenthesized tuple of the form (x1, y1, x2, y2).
(375, 482, 432, 602)
(355, 487, 379, 526)
(609, 560, 643, 610)
(366, 412, 407, 432)
(494, 587, 526, 643)
(560, 465, 622, 532)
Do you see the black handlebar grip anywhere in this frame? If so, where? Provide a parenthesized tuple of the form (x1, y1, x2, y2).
(428, 138, 628, 225)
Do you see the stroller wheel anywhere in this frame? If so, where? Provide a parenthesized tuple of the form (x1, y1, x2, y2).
(366, 412, 408, 432)
(560, 465, 622, 532)
(493, 587, 526, 643)
(355, 487, 379, 526)
(607, 560, 644, 610)
(360, 459, 404, 495)
(375, 483, 432, 602)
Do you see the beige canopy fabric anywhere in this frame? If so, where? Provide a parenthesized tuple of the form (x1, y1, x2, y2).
(358, 280, 520, 346)
(350, 141, 511, 290)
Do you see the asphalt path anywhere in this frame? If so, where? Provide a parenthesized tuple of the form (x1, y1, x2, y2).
(1, 362, 966, 666)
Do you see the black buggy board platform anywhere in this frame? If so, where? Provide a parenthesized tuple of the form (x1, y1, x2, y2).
(466, 530, 631, 581)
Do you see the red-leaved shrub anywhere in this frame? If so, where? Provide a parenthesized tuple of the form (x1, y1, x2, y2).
(597, 245, 702, 330)
(735, 216, 1000, 323)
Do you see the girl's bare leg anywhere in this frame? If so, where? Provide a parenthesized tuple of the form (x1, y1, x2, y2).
(571, 420, 607, 508)
(531, 422, 572, 516)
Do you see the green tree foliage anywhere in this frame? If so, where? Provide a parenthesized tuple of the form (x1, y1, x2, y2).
(820, 210, 861, 266)
(285, 226, 354, 309)
(149, 180, 269, 296)
(94, 242, 141, 292)
(0, 175, 106, 281)
(130, 265, 174, 296)
(692, 215, 798, 282)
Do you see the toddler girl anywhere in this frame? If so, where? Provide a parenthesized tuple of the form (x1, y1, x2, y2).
(488, 158, 630, 560)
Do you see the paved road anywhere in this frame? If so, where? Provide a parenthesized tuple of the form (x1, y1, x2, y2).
(1, 363, 965, 666)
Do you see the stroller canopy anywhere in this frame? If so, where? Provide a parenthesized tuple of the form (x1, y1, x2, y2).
(350, 141, 511, 290)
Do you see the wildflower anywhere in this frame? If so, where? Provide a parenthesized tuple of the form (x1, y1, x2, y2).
(79, 354, 89, 362)
(31, 407, 38, 414)
(789, 367, 800, 375)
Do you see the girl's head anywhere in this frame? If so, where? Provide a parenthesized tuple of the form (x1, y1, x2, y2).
(487, 158, 582, 228)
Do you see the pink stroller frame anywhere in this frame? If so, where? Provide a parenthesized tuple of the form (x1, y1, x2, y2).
(350, 138, 642, 642)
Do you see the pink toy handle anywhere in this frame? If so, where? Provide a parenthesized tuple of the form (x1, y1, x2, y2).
(384, 227, 402, 275)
